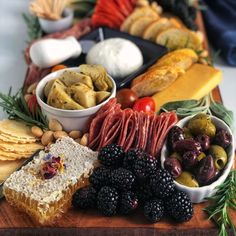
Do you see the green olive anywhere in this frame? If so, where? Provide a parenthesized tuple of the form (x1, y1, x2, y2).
(187, 117, 216, 138)
(183, 127, 193, 139)
(170, 152, 182, 162)
(209, 145, 228, 170)
(191, 113, 211, 121)
(197, 152, 206, 161)
(176, 171, 199, 187)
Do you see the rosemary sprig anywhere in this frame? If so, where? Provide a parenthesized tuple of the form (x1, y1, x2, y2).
(0, 89, 48, 129)
(204, 170, 236, 236)
(22, 13, 42, 43)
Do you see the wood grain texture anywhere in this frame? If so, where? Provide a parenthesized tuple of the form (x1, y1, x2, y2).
(0, 8, 235, 236)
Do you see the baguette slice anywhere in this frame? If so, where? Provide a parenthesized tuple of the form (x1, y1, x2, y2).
(131, 66, 185, 97)
(143, 18, 172, 41)
(156, 27, 203, 51)
(129, 16, 157, 37)
(149, 48, 198, 71)
(120, 6, 159, 32)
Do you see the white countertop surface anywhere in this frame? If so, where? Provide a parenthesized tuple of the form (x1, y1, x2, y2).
(0, 0, 236, 139)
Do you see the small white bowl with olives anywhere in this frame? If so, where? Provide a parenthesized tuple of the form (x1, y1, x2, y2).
(161, 114, 235, 203)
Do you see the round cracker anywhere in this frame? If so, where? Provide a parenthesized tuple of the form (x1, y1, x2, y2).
(0, 119, 36, 140)
(0, 141, 43, 153)
(0, 149, 29, 160)
(0, 134, 36, 144)
(0, 159, 25, 182)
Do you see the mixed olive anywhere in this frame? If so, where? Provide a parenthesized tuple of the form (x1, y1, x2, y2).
(164, 114, 232, 187)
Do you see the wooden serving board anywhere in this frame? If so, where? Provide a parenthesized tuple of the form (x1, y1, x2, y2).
(0, 9, 235, 236)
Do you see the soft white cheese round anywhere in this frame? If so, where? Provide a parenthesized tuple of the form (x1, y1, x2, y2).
(86, 38, 143, 78)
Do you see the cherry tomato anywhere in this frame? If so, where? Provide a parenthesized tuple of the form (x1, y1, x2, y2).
(133, 97, 155, 113)
(116, 89, 138, 109)
(51, 64, 67, 72)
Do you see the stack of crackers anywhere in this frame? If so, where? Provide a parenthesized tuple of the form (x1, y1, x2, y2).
(0, 119, 44, 181)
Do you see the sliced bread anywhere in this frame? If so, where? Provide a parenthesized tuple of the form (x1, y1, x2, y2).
(120, 6, 159, 32)
(156, 27, 203, 51)
(142, 18, 172, 41)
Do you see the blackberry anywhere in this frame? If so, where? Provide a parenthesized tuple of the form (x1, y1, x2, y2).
(133, 153, 158, 182)
(89, 166, 111, 190)
(119, 191, 138, 215)
(136, 184, 154, 204)
(165, 191, 193, 222)
(123, 148, 143, 170)
(97, 186, 119, 216)
(72, 186, 97, 209)
(111, 168, 135, 191)
(144, 199, 164, 223)
(98, 144, 124, 167)
(150, 169, 175, 198)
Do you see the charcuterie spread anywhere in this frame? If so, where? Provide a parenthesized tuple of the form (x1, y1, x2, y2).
(0, 0, 235, 235)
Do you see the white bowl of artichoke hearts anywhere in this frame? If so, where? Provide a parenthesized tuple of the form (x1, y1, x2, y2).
(36, 65, 116, 132)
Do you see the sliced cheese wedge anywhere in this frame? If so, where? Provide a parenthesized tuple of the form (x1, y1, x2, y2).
(152, 64, 222, 112)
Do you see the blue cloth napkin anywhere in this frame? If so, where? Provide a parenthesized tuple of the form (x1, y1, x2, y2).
(202, 0, 236, 66)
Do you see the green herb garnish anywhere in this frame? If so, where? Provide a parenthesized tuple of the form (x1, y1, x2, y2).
(22, 13, 42, 43)
(204, 170, 236, 236)
(160, 94, 234, 130)
(0, 88, 48, 129)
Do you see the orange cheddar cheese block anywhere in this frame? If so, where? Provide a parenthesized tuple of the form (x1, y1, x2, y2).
(152, 63, 222, 112)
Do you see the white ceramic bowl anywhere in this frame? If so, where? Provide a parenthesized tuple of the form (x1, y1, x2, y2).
(39, 8, 73, 34)
(161, 115, 235, 203)
(36, 67, 116, 132)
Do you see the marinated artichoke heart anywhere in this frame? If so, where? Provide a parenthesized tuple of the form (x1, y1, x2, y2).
(96, 91, 111, 104)
(67, 82, 96, 108)
(79, 64, 112, 91)
(44, 79, 55, 97)
(47, 79, 84, 110)
(59, 70, 94, 89)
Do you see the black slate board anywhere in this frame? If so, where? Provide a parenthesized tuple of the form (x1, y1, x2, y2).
(63, 27, 167, 89)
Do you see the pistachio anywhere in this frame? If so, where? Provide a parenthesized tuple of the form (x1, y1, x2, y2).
(69, 130, 82, 139)
(27, 82, 38, 94)
(31, 126, 43, 138)
(53, 131, 68, 140)
(24, 94, 32, 103)
(48, 119, 63, 131)
(41, 131, 54, 146)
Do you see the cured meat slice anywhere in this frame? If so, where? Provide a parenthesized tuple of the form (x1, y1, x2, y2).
(117, 109, 133, 147)
(122, 112, 138, 151)
(140, 113, 151, 150)
(146, 114, 155, 154)
(88, 99, 119, 149)
(102, 111, 124, 147)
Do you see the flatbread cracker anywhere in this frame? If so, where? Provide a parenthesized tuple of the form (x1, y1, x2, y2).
(0, 160, 25, 182)
(0, 134, 36, 144)
(0, 149, 30, 160)
(0, 119, 36, 140)
(0, 141, 43, 153)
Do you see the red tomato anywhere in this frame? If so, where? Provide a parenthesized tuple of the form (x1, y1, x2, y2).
(133, 97, 155, 113)
(116, 89, 138, 109)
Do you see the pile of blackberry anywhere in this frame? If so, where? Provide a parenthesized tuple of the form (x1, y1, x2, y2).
(153, 0, 198, 31)
(72, 144, 193, 223)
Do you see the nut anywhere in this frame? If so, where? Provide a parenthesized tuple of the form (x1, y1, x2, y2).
(27, 82, 38, 94)
(53, 131, 68, 140)
(41, 131, 54, 146)
(74, 138, 81, 143)
(31, 126, 43, 138)
(80, 133, 88, 146)
(24, 94, 32, 103)
(69, 130, 82, 139)
(48, 119, 63, 131)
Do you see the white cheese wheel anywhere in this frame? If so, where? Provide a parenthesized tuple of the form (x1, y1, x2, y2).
(86, 38, 143, 78)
